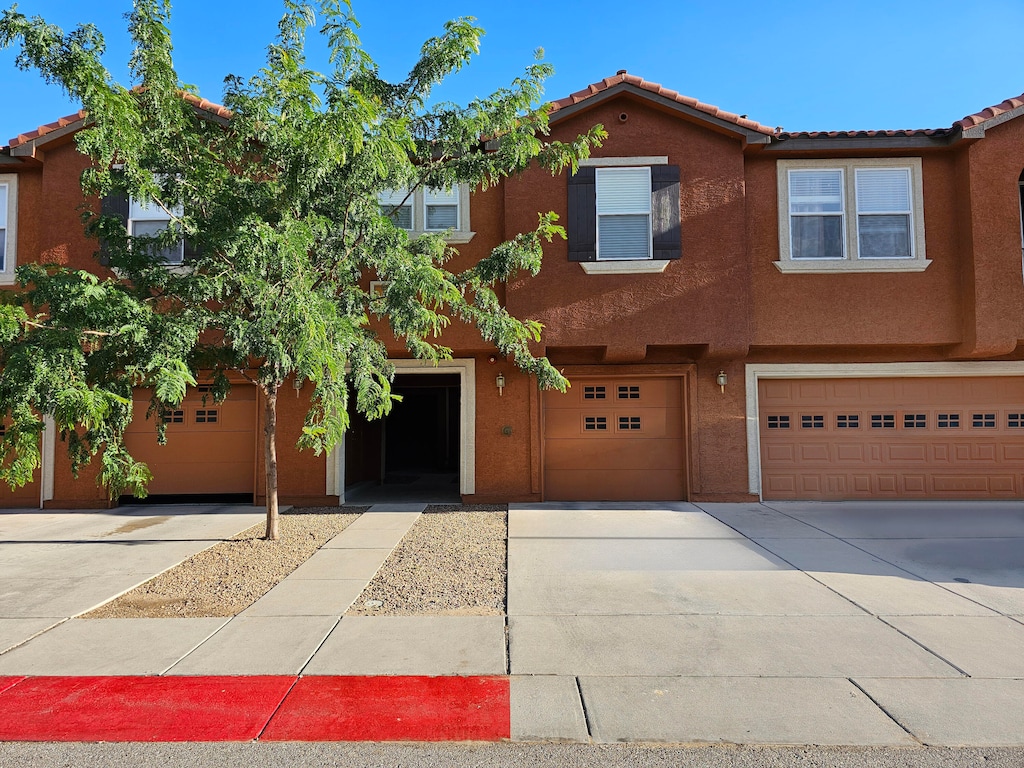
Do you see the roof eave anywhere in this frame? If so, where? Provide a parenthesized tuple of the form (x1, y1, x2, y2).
(764, 132, 960, 152)
(549, 83, 774, 145)
(10, 117, 89, 157)
(957, 101, 1024, 139)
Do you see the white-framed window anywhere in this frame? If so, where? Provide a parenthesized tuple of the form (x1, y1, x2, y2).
(0, 174, 18, 283)
(377, 184, 474, 244)
(128, 196, 185, 265)
(776, 158, 929, 273)
(379, 188, 413, 230)
(424, 187, 459, 231)
(596, 167, 652, 261)
(855, 168, 913, 259)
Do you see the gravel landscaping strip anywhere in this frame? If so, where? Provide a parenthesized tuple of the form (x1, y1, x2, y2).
(83, 507, 364, 619)
(347, 504, 507, 616)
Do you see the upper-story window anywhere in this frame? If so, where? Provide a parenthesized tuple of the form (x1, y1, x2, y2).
(128, 196, 185, 265)
(567, 157, 680, 274)
(0, 174, 18, 284)
(424, 187, 459, 231)
(377, 184, 474, 244)
(776, 158, 929, 273)
(378, 188, 413, 229)
(596, 167, 651, 260)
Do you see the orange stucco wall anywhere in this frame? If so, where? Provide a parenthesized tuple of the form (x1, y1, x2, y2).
(6, 87, 1024, 508)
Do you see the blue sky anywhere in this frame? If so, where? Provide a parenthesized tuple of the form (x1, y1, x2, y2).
(2, 0, 1024, 144)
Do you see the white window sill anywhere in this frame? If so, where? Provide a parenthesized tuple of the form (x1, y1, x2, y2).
(406, 229, 476, 245)
(579, 260, 671, 275)
(773, 258, 932, 274)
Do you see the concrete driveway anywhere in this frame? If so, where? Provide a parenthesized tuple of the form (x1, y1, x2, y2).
(508, 501, 1024, 745)
(0, 505, 263, 656)
(2, 500, 1024, 746)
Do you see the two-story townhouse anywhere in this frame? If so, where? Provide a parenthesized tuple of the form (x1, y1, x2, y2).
(4, 73, 1024, 508)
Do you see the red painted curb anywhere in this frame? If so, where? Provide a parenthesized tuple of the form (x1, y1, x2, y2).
(0, 675, 511, 742)
(0, 676, 25, 696)
(0, 676, 295, 742)
(260, 675, 511, 742)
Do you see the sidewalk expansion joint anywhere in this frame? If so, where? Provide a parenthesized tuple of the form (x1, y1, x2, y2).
(875, 616, 972, 678)
(848, 677, 922, 744)
(575, 676, 594, 741)
(255, 674, 302, 741)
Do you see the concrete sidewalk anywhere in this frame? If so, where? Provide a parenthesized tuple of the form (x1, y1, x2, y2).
(508, 501, 1024, 746)
(1, 500, 1024, 745)
(0, 505, 264, 655)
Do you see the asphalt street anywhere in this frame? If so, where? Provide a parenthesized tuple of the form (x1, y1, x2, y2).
(1, 743, 1022, 768)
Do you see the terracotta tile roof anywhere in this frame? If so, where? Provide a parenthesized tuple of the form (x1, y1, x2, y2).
(179, 92, 233, 121)
(776, 128, 951, 140)
(549, 71, 777, 136)
(6, 92, 232, 149)
(956, 92, 1024, 129)
(8, 110, 87, 148)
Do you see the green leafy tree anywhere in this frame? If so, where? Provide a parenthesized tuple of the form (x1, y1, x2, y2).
(0, 0, 604, 538)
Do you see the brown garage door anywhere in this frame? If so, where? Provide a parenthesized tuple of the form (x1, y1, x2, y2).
(759, 377, 1024, 500)
(544, 377, 686, 501)
(124, 385, 257, 496)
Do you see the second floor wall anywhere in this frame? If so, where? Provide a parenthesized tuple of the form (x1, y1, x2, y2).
(6, 79, 1024, 362)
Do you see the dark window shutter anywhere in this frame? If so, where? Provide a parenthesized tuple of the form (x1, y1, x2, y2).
(567, 166, 596, 262)
(99, 191, 129, 267)
(651, 164, 681, 260)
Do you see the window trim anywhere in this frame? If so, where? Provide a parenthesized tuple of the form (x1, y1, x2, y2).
(568, 156, 680, 274)
(378, 184, 475, 244)
(128, 195, 185, 266)
(0, 174, 18, 284)
(378, 187, 413, 230)
(423, 186, 460, 233)
(595, 166, 653, 262)
(775, 158, 930, 273)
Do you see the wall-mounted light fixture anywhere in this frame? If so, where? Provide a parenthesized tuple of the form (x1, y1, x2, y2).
(496, 373, 506, 396)
(293, 376, 304, 397)
(716, 370, 728, 393)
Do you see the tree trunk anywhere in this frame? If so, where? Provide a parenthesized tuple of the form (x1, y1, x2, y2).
(263, 387, 280, 540)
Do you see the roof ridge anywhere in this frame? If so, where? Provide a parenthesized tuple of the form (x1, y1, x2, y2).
(548, 71, 777, 136)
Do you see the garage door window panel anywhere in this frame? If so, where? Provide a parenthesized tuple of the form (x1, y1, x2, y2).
(871, 414, 896, 429)
(617, 416, 642, 431)
(972, 413, 996, 428)
(904, 413, 927, 429)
